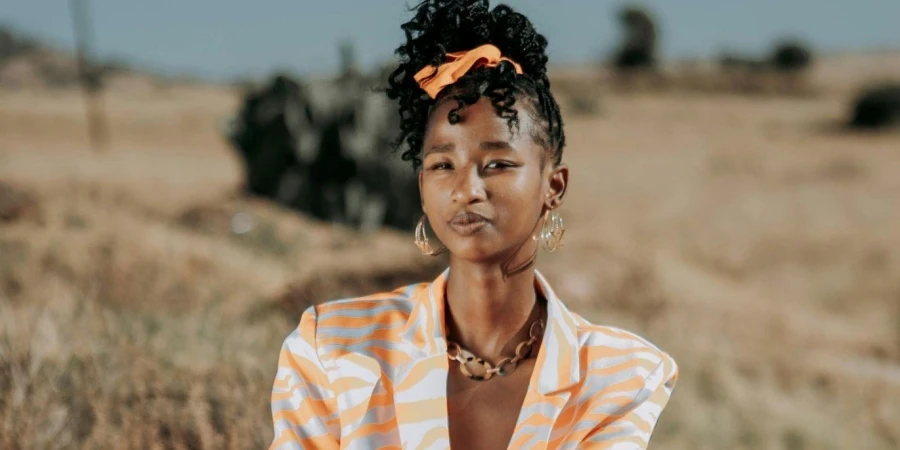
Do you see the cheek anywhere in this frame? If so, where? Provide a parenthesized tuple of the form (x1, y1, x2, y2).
(489, 171, 544, 212)
(420, 176, 449, 208)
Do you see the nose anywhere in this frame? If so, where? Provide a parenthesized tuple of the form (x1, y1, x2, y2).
(451, 165, 487, 204)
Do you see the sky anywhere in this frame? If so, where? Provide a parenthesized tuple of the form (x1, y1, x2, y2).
(2, 1, 899, 80)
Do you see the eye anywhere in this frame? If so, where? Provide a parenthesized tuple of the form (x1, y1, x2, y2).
(485, 160, 515, 170)
(427, 161, 453, 171)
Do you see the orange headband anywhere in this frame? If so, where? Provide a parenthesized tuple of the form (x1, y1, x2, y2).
(413, 44, 524, 99)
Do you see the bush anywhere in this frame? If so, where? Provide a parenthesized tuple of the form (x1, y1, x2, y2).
(848, 83, 900, 129)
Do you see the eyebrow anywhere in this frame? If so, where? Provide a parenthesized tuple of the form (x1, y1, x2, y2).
(425, 143, 454, 156)
(479, 140, 512, 151)
(424, 140, 513, 157)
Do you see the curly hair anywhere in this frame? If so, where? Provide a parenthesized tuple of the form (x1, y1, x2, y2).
(386, 0, 565, 171)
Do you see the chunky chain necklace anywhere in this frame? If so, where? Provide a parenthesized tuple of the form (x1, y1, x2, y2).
(446, 302, 545, 382)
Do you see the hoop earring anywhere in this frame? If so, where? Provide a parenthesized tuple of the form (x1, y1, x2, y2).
(415, 214, 446, 256)
(540, 209, 565, 252)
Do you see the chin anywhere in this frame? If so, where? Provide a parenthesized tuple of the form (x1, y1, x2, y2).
(445, 239, 523, 265)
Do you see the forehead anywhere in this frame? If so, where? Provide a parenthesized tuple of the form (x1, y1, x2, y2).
(423, 96, 537, 148)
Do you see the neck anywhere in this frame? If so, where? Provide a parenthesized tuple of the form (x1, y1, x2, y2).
(444, 258, 544, 362)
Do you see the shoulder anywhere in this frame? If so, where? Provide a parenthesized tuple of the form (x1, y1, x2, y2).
(312, 282, 423, 330)
(284, 282, 427, 354)
(563, 316, 679, 446)
(572, 315, 679, 395)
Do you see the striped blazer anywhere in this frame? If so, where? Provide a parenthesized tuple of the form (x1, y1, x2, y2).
(270, 268, 678, 449)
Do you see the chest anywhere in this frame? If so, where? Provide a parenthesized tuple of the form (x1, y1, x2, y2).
(330, 353, 576, 449)
(446, 360, 535, 450)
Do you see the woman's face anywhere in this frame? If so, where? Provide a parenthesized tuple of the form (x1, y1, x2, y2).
(419, 96, 567, 262)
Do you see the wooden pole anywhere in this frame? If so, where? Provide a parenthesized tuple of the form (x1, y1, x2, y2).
(70, 0, 108, 150)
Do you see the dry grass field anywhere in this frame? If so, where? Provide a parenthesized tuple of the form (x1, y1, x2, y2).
(1, 52, 900, 449)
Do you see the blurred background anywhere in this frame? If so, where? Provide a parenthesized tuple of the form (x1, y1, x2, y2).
(1, 1, 899, 449)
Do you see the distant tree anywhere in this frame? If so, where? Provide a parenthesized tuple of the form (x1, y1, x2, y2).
(0, 25, 40, 66)
(338, 40, 361, 79)
(770, 40, 813, 72)
(718, 52, 767, 73)
(612, 6, 657, 70)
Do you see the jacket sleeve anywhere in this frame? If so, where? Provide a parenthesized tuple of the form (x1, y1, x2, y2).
(269, 306, 341, 450)
(578, 352, 679, 449)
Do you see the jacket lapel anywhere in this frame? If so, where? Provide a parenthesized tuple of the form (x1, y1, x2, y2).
(393, 269, 451, 449)
(507, 270, 581, 449)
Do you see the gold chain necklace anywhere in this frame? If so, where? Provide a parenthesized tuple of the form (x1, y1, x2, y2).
(446, 306, 545, 382)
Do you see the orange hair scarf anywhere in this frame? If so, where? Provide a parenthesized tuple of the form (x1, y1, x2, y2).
(413, 44, 524, 99)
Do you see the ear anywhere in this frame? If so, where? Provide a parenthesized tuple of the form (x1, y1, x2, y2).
(545, 163, 569, 209)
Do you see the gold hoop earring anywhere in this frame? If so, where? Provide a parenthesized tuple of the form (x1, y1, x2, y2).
(540, 209, 565, 252)
(415, 214, 446, 256)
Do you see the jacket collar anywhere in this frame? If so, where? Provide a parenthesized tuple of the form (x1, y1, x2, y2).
(406, 267, 581, 395)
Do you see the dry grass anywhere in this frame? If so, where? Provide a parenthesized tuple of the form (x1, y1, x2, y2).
(2, 53, 900, 449)
(0, 180, 443, 449)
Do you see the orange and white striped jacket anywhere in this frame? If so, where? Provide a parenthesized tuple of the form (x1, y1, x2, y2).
(269, 268, 678, 449)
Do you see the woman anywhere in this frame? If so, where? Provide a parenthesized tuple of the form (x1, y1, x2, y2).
(269, 1, 677, 449)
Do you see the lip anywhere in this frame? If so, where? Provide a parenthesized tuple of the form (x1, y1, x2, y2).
(448, 212, 490, 235)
